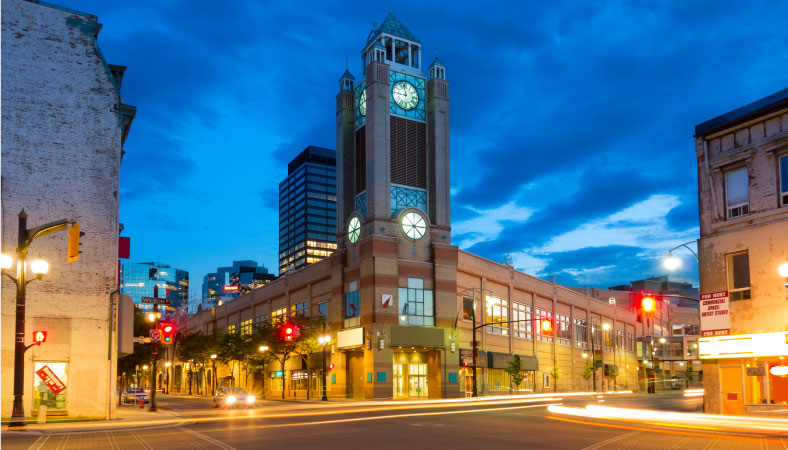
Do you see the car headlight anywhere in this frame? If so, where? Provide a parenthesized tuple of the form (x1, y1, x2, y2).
(246, 395, 255, 403)
(226, 395, 237, 404)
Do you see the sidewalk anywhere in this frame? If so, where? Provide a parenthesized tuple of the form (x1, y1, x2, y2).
(2, 406, 185, 434)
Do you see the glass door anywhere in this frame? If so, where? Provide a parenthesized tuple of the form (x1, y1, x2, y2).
(393, 364, 405, 397)
(408, 363, 428, 397)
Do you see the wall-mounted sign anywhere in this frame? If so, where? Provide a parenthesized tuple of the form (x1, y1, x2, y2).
(699, 291, 730, 337)
(608, 297, 616, 305)
(699, 331, 788, 359)
(382, 294, 393, 309)
(746, 366, 765, 377)
(337, 327, 365, 348)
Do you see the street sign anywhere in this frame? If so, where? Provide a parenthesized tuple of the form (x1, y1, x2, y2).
(133, 336, 151, 344)
(594, 349, 603, 369)
(35, 365, 67, 394)
(700, 290, 730, 337)
(150, 330, 161, 342)
(141, 296, 171, 305)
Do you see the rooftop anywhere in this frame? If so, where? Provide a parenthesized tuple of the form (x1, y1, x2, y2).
(695, 87, 788, 137)
(368, 12, 420, 45)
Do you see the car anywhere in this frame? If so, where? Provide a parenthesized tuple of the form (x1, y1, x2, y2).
(122, 387, 149, 404)
(214, 387, 255, 408)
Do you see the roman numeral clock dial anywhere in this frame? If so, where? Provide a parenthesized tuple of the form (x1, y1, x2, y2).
(392, 80, 419, 110)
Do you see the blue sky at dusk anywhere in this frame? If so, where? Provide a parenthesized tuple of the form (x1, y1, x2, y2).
(60, 0, 788, 294)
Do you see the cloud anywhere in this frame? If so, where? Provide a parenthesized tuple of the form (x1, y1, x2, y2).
(453, 201, 534, 249)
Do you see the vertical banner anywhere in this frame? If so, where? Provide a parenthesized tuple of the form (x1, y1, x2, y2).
(699, 291, 730, 337)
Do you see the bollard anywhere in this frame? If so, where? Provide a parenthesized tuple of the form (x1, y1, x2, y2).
(37, 405, 47, 424)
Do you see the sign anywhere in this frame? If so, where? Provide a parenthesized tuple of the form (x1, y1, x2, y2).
(150, 330, 161, 342)
(746, 366, 765, 377)
(35, 365, 67, 394)
(460, 349, 473, 366)
(699, 291, 730, 337)
(382, 294, 392, 309)
(608, 297, 616, 305)
(133, 336, 151, 344)
(594, 349, 603, 369)
(223, 285, 239, 292)
(337, 327, 364, 348)
(699, 331, 788, 359)
(141, 296, 171, 305)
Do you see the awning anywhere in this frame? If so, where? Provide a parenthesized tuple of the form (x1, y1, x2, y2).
(488, 352, 539, 372)
(390, 326, 444, 347)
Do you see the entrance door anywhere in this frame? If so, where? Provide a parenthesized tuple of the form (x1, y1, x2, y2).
(408, 364, 428, 397)
(393, 364, 405, 398)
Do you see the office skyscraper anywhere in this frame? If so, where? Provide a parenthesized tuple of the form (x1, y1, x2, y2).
(278, 145, 338, 274)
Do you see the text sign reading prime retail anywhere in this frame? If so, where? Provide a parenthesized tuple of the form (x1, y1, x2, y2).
(700, 290, 730, 337)
(141, 296, 171, 305)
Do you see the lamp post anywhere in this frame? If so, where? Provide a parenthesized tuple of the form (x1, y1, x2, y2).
(317, 335, 331, 401)
(458, 287, 492, 397)
(164, 361, 172, 395)
(210, 354, 217, 395)
(779, 261, 788, 286)
(2, 211, 73, 429)
(662, 240, 699, 271)
(258, 346, 268, 397)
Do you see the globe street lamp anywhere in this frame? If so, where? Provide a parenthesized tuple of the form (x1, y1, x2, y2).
(663, 240, 699, 271)
(779, 262, 788, 286)
(317, 335, 331, 401)
(2, 211, 75, 429)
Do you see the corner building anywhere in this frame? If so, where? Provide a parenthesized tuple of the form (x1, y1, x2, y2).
(186, 13, 641, 398)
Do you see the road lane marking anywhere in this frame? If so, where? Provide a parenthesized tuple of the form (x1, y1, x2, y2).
(178, 426, 237, 450)
(27, 435, 49, 450)
(581, 430, 642, 449)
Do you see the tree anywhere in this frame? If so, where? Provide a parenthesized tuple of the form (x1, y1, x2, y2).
(582, 360, 594, 391)
(292, 317, 324, 400)
(550, 360, 560, 392)
(505, 355, 523, 393)
(117, 307, 154, 388)
(218, 332, 250, 387)
(267, 318, 309, 399)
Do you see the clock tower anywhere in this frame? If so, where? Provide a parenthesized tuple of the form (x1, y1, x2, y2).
(334, 13, 459, 399)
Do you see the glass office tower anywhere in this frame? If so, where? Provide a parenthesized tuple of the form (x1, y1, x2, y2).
(201, 260, 275, 309)
(120, 262, 189, 314)
(278, 146, 338, 275)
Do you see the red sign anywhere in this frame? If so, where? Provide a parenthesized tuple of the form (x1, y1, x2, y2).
(223, 285, 239, 292)
(35, 365, 66, 394)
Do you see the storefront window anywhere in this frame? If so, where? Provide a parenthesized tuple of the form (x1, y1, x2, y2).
(486, 295, 508, 335)
(33, 362, 67, 411)
(743, 359, 788, 405)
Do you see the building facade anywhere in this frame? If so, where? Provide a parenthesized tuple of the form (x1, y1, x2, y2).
(694, 88, 788, 414)
(201, 260, 273, 308)
(181, 14, 649, 400)
(278, 146, 338, 275)
(120, 262, 189, 314)
(1, 0, 134, 420)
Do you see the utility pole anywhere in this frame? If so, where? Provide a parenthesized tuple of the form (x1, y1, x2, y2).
(150, 284, 160, 412)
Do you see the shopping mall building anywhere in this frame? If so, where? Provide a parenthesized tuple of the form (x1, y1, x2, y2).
(183, 13, 698, 399)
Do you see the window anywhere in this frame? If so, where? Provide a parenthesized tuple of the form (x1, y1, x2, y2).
(780, 155, 788, 206)
(616, 330, 625, 354)
(485, 295, 508, 335)
(240, 319, 252, 336)
(672, 323, 700, 336)
(556, 314, 571, 345)
(590, 322, 601, 350)
(291, 301, 308, 317)
(603, 323, 613, 351)
(272, 308, 286, 324)
(575, 319, 587, 349)
(725, 168, 749, 218)
(344, 281, 360, 328)
(727, 251, 751, 300)
(317, 302, 327, 317)
(228, 324, 236, 334)
(513, 302, 532, 339)
(462, 296, 474, 321)
(627, 333, 635, 354)
(399, 278, 434, 326)
(535, 308, 552, 342)
(254, 314, 268, 329)
(395, 39, 409, 65)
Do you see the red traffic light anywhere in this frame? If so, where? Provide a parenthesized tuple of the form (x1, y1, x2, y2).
(33, 330, 47, 345)
(158, 321, 175, 344)
(163, 324, 173, 333)
(641, 295, 656, 313)
(279, 323, 299, 341)
(329, 363, 335, 370)
(541, 319, 552, 334)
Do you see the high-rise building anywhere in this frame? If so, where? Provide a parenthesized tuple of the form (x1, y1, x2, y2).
(694, 88, 788, 414)
(202, 260, 273, 307)
(120, 262, 189, 314)
(1, 0, 135, 420)
(278, 145, 338, 274)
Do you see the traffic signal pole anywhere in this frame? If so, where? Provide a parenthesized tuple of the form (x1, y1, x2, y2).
(150, 302, 159, 411)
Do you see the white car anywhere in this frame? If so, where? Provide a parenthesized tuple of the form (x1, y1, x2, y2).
(122, 387, 148, 404)
(214, 387, 255, 408)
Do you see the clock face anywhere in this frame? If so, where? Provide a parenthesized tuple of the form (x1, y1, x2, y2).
(358, 89, 366, 116)
(401, 211, 427, 240)
(392, 81, 419, 110)
(348, 216, 361, 244)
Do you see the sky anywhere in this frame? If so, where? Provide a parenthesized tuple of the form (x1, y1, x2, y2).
(60, 0, 788, 295)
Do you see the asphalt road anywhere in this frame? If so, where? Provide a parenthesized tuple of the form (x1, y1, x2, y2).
(3, 393, 787, 450)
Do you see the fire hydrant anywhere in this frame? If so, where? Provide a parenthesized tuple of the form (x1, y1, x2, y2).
(139, 397, 144, 408)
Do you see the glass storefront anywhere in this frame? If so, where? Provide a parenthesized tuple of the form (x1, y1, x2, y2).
(743, 358, 788, 405)
(393, 352, 429, 398)
(33, 362, 68, 412)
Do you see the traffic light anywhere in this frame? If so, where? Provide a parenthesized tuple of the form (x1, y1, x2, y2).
(279, 322, 300, 342)
(329, 363, 335, 370)
(540, 318, 552, 335)
(33, 330, 47, 345)
(641, 295, 656, 316)
(159, 322, 175, 344)
(67, 223, 83, 263)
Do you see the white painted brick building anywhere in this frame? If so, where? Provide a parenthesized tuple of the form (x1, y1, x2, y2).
(1, 0, 134, 420)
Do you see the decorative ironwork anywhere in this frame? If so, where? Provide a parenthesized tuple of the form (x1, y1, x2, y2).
(390, 185, 426, 216)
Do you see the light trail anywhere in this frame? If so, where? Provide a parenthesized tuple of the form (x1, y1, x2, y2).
(547, 404, 788, 436)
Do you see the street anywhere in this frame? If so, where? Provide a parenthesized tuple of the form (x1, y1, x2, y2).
(3, 392, 786, 449)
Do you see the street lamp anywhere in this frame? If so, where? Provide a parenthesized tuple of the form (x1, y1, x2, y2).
(2, 211, 75, 429)
(779, 262, 788, 286)
(259, 345, 269, 352)
(317, 335, 331, 401)
(164, 361, 172, 395)
(662, 241, 698, 271)
(210, 354, 217, 395)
